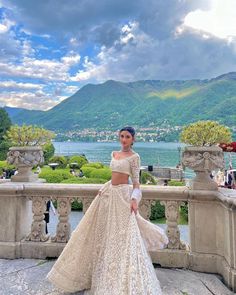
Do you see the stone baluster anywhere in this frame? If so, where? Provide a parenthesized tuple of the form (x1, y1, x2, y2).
(81, 197, 93, 214)
(161, 200, 188, 250)
(138, 199, 156, 220)
(25, 196, 49, 242)
(51, 197, 74, 243)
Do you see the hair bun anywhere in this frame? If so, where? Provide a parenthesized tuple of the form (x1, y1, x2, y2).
(119, 126, 135, 136)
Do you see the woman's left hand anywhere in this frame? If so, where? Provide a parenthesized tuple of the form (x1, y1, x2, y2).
(130, 199, 138, 215)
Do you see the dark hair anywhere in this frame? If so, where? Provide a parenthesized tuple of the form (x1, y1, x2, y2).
(119, 126, 135, 146)
(119, 126, 135, 136)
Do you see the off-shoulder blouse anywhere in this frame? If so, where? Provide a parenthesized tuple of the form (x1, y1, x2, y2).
(109, 151, 141, 185)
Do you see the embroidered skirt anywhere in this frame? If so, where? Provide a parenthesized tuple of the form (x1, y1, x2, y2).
(46, 180, 169, 294)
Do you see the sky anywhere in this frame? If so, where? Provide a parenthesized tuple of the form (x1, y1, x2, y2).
(0, 0, 236, 111)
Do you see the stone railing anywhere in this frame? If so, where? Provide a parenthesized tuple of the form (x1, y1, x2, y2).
(0, 181, 235, 291)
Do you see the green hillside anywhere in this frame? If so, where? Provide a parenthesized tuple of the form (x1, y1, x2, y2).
(4, 72, 236, 132)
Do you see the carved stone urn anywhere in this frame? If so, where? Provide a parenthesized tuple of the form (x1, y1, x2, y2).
(181, 146, 224, 190)
(6, 146, 45, 182)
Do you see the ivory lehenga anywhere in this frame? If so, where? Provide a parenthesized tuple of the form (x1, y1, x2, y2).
(46, 151, 169, 294)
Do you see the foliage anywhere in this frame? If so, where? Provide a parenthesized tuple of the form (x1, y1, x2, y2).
(61, 177, 107, 184)
(180, 120, 232, 146)
(39, 168, 73, 183)
(150, 201, 165, 220)
(71, 200, 83, 211)
(150, 201, 188, 223)
(82, 162, 104, 169)
(3, 123, 55, 146)
(48, 155, 67, 169)
(69, 155, 88, 169)
(0, 160, 15, 174)
(42, 142, 55, 165)
(0, 108, 11, 139)
(0, 108, 12, 160)
(0, 140, 12, 161)
(180, 202, 188, 222)
(90, 168, 111, 180)
(140, 171, 157, 184)
(80, 166, 95, 178)
(168, 180, 185, 186)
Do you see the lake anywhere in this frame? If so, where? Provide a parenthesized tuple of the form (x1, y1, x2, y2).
(53, 141, 236, 179)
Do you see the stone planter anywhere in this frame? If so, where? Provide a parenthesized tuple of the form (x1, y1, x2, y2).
(6, 146, 45, 182)
(181, 146, 224, 190)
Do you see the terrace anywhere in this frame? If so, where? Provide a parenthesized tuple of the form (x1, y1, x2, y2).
(0, 177, 235, 294)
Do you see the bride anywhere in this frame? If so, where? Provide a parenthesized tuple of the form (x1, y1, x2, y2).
(46, 126, 169, 294)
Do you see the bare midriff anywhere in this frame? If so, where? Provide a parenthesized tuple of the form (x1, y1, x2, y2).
(111, 171, 129, 185)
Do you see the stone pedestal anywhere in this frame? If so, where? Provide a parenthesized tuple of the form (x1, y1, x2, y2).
(0, 184, 33, 258)
(182, 146, 224, 191)
(6, 146, 44, 182)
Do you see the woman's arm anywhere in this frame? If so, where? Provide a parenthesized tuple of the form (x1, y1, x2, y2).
(130, 154, 142, 213)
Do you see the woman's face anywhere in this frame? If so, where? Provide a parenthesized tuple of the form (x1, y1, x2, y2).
(119, 130, 134, 149)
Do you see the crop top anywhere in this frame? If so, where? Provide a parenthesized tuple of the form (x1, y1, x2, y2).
(109, 151, 141, 184)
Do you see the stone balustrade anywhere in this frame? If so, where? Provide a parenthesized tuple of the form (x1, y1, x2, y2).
(0, 181, 235, 292)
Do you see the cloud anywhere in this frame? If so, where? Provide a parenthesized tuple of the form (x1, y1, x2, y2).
(0, 53, 81, 81)
(0, 80, 43, 90)
(71, 21, 236, 82)
(0, 90, 63, 110)
(0, 0, 236, 111)
(65, 85, 80, 94)
(1, 0, 209, 45)
(0, 0, 139, 48)
(181, 0, 236, 41)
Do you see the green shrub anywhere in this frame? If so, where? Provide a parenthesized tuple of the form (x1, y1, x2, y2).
(61, 178, 107, 184)
(180, 120, 232, 146)
(82, 162, 104, 169)
(39, 168, 73, 183)
(141, 171, 157, 185)
(150, 201, 165, 220)
(0, 160, 15, 174)
(71, 200, 83, 211)
(0, 140, 12, 161)
(48, 155, 67, 169)
(180, 202, 188, 221)
(90, 168, 111, 180)
(168, 180, 185, 186)
(80, 167, 96, 178)
(42, 142, 55, 165)
(69, 155, 88, 169)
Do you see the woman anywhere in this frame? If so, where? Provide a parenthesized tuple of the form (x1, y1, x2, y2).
(46, 126, 169, 294)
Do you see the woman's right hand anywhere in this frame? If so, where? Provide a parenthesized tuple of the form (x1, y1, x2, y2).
(130, 199, 138, 215)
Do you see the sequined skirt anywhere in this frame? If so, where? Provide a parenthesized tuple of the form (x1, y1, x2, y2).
(46, 180, 169, 294)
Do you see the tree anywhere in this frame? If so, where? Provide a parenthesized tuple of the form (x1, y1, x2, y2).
(3, 123, 56, 146)
(42, 142, 55, 165)
(48, 155, 68, 169)
(180, 120, 232, 146)
(0, 108, 12, 160)
(69, 155, 88, 169)
(0, 108, 11, 139)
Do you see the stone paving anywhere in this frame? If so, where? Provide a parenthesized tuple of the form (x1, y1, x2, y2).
(1, 211, 230, 294)
(0, 258, 234, 295)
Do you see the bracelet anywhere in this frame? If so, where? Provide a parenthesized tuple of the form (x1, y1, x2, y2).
(131, 188, 142, 201)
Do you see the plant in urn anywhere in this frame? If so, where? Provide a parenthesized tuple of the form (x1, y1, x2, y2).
(180, 121, 232, 190)
(5, 124, 55, 182)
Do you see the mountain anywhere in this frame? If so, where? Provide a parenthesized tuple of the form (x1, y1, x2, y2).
(3, 106, 34, 117)
(3, 72, 236, 131)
